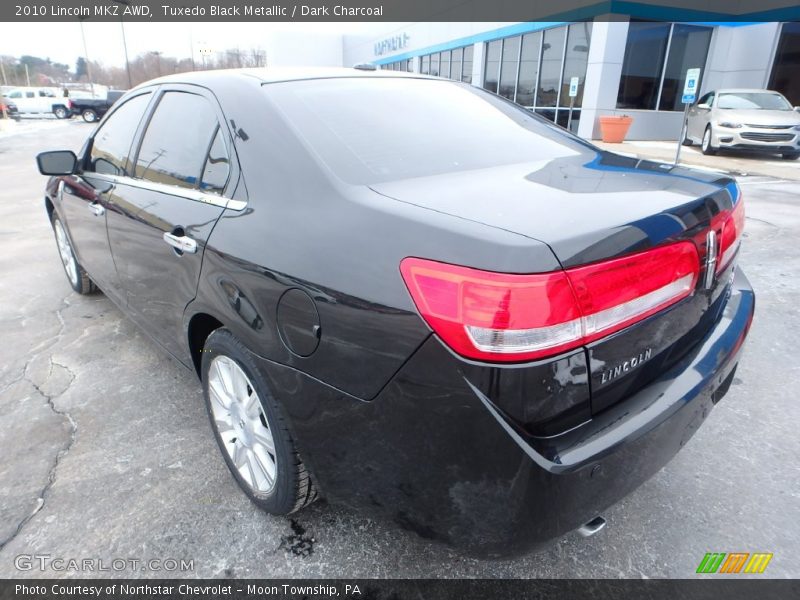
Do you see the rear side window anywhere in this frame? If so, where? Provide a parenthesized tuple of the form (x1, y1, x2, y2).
(25, 91, 34, 98)
(88, 93, 151, 176)
(200, 127, 230, 194)
(135, 91, 222, 191)
(263, 78, 582, 185)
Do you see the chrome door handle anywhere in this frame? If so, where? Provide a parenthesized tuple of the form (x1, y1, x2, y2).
(88, 202, 105, 217)
(162, 231, 197, 254)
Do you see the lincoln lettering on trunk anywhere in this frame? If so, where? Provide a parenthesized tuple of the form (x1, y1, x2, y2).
(601, 348, 653, 384)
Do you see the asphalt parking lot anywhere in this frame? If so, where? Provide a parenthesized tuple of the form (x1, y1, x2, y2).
(1, 120, 799, 578)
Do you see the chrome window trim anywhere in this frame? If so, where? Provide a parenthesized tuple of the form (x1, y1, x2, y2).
(85, 172, 247, 211)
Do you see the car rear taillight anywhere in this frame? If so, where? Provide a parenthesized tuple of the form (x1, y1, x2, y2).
(717, 190, 744, 274)
(67, 99, 74, 109)
(400, 242, 699, 363)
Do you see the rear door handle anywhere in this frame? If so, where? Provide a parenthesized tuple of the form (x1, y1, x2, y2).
(162, 231, 197, 254)
(88, 202, 104, 217)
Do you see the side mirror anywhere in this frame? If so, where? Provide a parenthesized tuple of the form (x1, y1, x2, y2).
(36, 150, 78, 176)
(697, 103, 710, 110)
(794, 106, 800, 113)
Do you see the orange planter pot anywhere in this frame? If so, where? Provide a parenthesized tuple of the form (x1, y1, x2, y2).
(599, 115, 633, 143)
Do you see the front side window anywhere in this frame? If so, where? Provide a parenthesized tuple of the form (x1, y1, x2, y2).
(696, 92, 713, 107)
(8, 91, 21, 98)
(88, 92, 151, 176)
(135, 91, 221, 190)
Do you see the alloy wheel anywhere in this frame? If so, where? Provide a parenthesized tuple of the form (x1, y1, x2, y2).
(54, 219, 79, 287)
(207, 355, 277, 494)
(702, 129, 710, 152)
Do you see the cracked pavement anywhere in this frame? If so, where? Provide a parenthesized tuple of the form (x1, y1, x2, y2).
(0, 122, 798, 578)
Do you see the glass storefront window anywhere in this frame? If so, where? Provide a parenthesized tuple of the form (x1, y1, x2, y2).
(417, 45, 474, 82)
(481, 23, 591, 127)
(617, 22, 671, 110)
(440, 50, 451, 79)
(561, 23, 592, 108)
(537, 26, 567, 107)
(770, 22, 800, 107)
(430, 52, 440, 77)
(659, 24, 712, 110)
(484, 40, 502, 94)
(462, 46, 474, 84)
(617, 21, 712, 111)
(516, 32, 541, 107)
(499, 36, 521, 101)
(451, 47, 463, 82)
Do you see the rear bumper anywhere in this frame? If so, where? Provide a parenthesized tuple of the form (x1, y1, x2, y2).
(254, 267, 754, 556)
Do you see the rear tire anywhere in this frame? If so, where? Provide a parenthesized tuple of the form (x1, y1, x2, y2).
(82, 109, 98, 123)
(51, 214, 97, 295)
(701, 126, 717, 155)
(53, 106, 69, 120)
(202, 329, 318, 515)
(781, 151, 800, 160)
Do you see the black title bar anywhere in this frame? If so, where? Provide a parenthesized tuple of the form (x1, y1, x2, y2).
(2, 579, 800, 600)
(3, 0, 800, 22)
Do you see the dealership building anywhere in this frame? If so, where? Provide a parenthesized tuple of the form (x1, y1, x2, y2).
(337, 19, 800, 140)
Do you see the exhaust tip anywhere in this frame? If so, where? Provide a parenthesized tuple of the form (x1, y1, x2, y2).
(577, 516, 606, 538)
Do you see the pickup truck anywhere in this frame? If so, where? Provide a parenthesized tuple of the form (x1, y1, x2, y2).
(68, 90, 126, 122)
(2, 87, 72, 119)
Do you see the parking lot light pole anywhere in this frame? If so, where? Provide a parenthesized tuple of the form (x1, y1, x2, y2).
(77, 17, 95, 98)
(111, 0, 133, 88)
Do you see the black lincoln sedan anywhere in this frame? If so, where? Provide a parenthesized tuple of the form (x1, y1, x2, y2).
(36, 68, 754, 556)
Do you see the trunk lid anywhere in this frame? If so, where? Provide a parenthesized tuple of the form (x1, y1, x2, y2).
(372, 150, 740, 414)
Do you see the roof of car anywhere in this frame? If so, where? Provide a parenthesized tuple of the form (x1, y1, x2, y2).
(135, 67, 434, 90)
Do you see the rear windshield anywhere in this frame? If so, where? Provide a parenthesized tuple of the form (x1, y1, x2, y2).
(717, 92, 792, 110)
(262, 77, 583, 185)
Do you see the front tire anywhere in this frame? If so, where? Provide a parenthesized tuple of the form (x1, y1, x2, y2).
(682, 122, 692, 146)
(51, 214, 96, 295)
(202, 329, 318, 514)
(82, 109, 98, 123)
(781, 151, 800, 160)
(701, 126, 717, 155)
